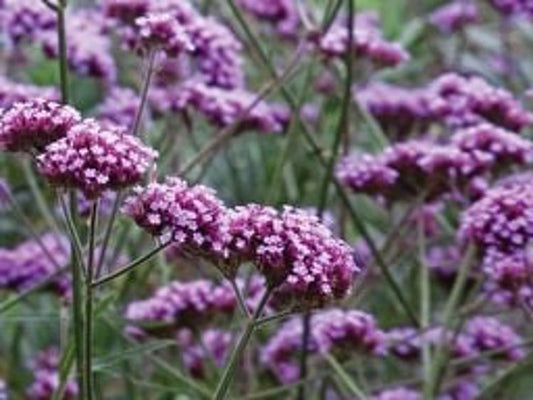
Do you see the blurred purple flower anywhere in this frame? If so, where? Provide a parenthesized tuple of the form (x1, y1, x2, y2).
(429, 1, 479, 33)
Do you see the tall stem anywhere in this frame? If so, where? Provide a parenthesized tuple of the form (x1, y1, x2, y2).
(132, 49, 157, 137)
(84, 202, 98, 399)
(213, 288, 272, 400)
(57, 0, 69, 104)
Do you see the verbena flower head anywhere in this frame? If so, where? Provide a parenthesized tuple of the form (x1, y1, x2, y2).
(429, 1, 479, 33)
(124, 279, 236, 335)
(0, 99, 81, 153)
(95, 87, 140, 130)
(428, 73, 533, 131)
(178, 328, 231, 379)
(38, 119, 157, 198)
(239, 0, 299, 37)
(227, 205, 359, 306)
(133, 11, 194, 56)
(451, 123, 533, 170)
(123, 177, 229, 263)
(167, 81, 282, 133)
(102, 0, 151, 23)
(372, 388, 421, 400)
(262, 309, 384, 382)
(490, 0, 533, 17)
(465, 316, 524, 361)
(0, 0, 55, 46)
(27, 348, 78, 400)
(0, 76, 58, 110)
(458, 182, 533, 255)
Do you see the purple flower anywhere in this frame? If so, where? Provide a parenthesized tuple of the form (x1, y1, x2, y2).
(124, 279, 236, 334)
(356, 82, 434, 138)
(27, 348, 78, 400)
(262, 308, 385, 382)
(0, 76, 58, 110)
(490, 0, 533, 17)
(37, 119, 157, 198)
(123, 177, 229, 263)
(239, 0, 300, 37)
(0, 0, 55, 46)
(151, 81, 282, 133)
(0, 379, 6, 400)
(102, 0, 150, 24)
(227, 205, 359, 306)
(464, 316, 524, 361)
(429, 2, 479, 33)
(0, 99, 81, 153)
(427, 73, 533, 131)
(372, 388, 421, 400)
(95, 87, 141, 130)
(132, 11, 194, 56)
(451, 123, 533, 170)
(177, 328, 231, 379)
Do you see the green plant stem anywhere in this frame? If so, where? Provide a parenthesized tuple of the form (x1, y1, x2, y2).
(323, 353, 367, 399)
(92, 241, 171, 287)
(229, 279, 251, 318)
(419, 220, 432, 400)
(57, 0, 69, 104)
(95, 192, 123, 278)
(427, 245, 476, 396)
(213, 288, 272, 400)
(132, 49, 157, 137)
(226, 0, 419, 327)
(84, 202, 98, 400)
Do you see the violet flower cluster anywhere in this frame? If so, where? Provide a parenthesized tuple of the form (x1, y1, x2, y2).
(239, 0, 300, 37)
(177, 328, 231, 379)
(124, 178, 360, 307)
(27, 348, 78, 400)
(0, 0, 55, 46)
(0, 76, 58, 110)
(261, 309, 385, 383)
(95, 87, 141, 130)
(490, 0, 533, 18)
(315, 15, 409, 67)
(0, 99, 81, 153)
(429, 1, 479, 33)
(0, 233, 70, 297)
(37, 119, 157, 199)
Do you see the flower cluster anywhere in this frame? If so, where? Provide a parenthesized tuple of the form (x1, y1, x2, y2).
(177, 329, 231, 379)
(0, 76, 58, 110)
(427, 73, 533, 131)
(0, 233, 70, 297)
(239, 0, 300, 37)
(123, 177, 229, 261)
(101, 0, 150, 23)
(490, 0, 533, 17)
(0, 0, 55, 46)
(226, 205, 358, 305)
(35, 9, 116, 83)
(315, 17, 409, 67)
(465, 316, 525, 361)
(95, 87, 141, 130)
(356, 82, 434, 138)
(372, 388, 421, 400)
(124, 279, 237, 334)
(261, 309, 385, 382)
(0, 99, 81, 153)
(38, 119, 157, 198)
(132, 11, 194, 56)
(451, 123, 533, 171)
(27, 348, 78, 400)
(155, 81, 282, 133)
(429, 1, 479, 33)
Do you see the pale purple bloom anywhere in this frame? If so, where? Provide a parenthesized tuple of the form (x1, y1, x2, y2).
(490, 0, 533, 17)
(101, 0, 150, 23)
(372, 388, 421, 400)
(465, 316, 525, 361)
(123, 177, 229, 263)
(438, 381, 480, 400)
(132, 11, 194, 56)
(429, 2, 479, 33)
(0, 99, 81, 153)
(239, 0, 300, 37)
(0, 0, 55, 46)
(0, 379, 6, 400)
(38, 119, 157, 198)
(27, 348, 78, 400)
(0, 76, 58, 109)
(95, 87, 140, 130)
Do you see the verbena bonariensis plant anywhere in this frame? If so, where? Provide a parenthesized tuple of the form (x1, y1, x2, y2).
(2, 0, 533, 399)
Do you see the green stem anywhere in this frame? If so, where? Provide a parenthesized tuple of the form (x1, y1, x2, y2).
(323, 353, 367, 399)
(213, 288, 272, 400)
(132, 49, 157, 137)
(419, 220, 432, 400)
(95, 191, 123, 278)
(229, 279, 251, 318)
(84, 202, 98, 399)
(57, 0, 69, 104)
(92, 241, 171, 287)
